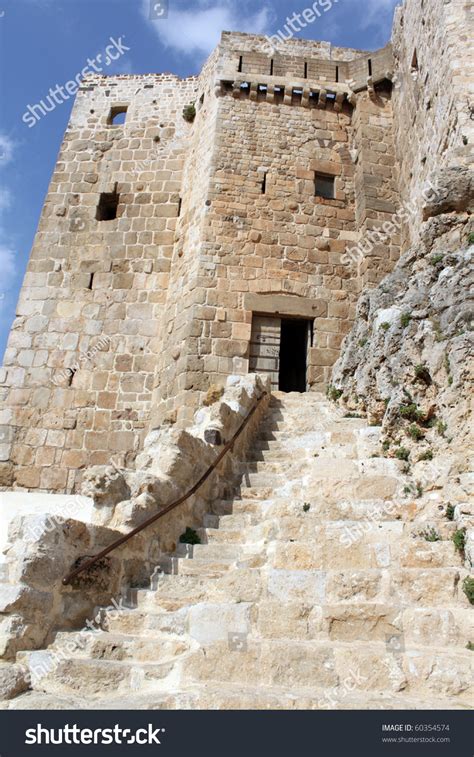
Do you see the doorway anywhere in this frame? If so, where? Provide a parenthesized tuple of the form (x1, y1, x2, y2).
(249, 315, 312, 393)
(279, 319, 309, 393)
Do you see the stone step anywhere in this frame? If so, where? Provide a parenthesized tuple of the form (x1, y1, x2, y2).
(43, 631, 190, 664)
(26, 655, 179, 697)
(181, 639, 473, 701)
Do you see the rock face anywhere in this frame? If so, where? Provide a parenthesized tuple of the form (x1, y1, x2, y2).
(1, 393, 472, 711)
(332, 204, 473, 472)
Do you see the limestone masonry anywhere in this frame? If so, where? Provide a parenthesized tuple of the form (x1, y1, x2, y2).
(0, 0, 473, 711)
(0, 0, 472, 499)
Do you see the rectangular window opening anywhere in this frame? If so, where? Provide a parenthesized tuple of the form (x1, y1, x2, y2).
(314, 172, 335, 200)
(261, 172, 267, 194)
(88, 273, 94, 290)
(270, 58, 274, 75)
(336, 65, 339, 83)
(108, 105, 128, 126)
(368, 58, 373, 77)
(96, 184, 120, 221)
(177, 197, 182, 216)
(238, 55, 243, 73)
(304, 62, 308, 79)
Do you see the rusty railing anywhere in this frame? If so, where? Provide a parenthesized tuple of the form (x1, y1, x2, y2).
(63, 391, 267, 585)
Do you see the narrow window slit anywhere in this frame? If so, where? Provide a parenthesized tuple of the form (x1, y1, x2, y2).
(88, 273, 94, 290)
(304, 62, 308, 79)
(368, 59, 373, 76)
(270, 59, 274, 75)
(177, 197, 182, 216)
(336, 65, 339, 83)
(238, 55, 243, 73)
(261, 173, 267, 194)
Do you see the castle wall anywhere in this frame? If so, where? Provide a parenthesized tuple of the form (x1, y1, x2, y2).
(391, 0, 474, 249)
(1, 28, 407, 490)
(0, 73, 198, 492)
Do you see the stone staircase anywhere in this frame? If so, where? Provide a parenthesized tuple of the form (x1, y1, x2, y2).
(4, 392, 473, 710)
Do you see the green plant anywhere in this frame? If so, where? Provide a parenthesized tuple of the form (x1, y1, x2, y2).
(430, 253, 444, 265)
(382, 440, 390, 452)
(303, 503, 311, 513)
(407, 424, 425, 441)
(437, 421, 448, 437)
(380, 322, 390, 332)
(399, 403, 424, 423)
(182, 103, 196, 122)
(401, 313, 411, 328)
(468, 232, 474, 245)
(452, 528, 466, 556)
(444, 354, 453, 385)
(344, 412, 363, 419)
(415, 482, 423, 499)
(445, 504, 455, 521)
(417, 449, 433, 461)
(462, 577, 474, 605)
(327, 386, 343, 402)
(414, 364, 431, 384)
(403, 485, 411, 495)
(358, 338, 368, 347)
(395, 447, 410, 461)
(466, 642, 474, 651)
(420, 526, 441, 542)
(179, 527, 201, 545)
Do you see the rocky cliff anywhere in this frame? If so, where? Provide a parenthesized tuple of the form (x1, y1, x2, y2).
(332, 167, 473, 508)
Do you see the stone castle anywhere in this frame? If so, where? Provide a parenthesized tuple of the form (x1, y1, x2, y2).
(0, 0, 472, 709)
(0, 0, 470, 494)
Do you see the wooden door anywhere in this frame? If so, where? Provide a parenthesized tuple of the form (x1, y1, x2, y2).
(249, 316, 281, 391)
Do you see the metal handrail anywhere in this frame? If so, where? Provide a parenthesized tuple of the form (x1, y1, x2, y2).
(63, 391, 267, 586)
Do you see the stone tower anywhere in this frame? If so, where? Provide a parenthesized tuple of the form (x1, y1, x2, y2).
(0, 0, 471, 495)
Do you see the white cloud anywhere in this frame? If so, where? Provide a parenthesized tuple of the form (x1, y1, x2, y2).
(143, 0, 272, 58)
(0, 134, 14, 165)
(0, 134, 18, 303)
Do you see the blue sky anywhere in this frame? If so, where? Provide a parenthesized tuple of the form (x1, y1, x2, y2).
(0, 0, 400, 358)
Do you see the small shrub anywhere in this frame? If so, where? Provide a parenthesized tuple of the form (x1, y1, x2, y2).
(327, 386, 343, 402)
(437, 421, 448, 437)
(380, 322, 390, 332)
(399, 404, 424, 423)
(403, 485, 411, 495)
(179, 527, 201, 545)
(420, 526, 441, 542)
(182, 103, 196, 122)
(466, 642, 474, 651)
(462, 577, 474, 605)
(468, 232, 474, 245)
(407, 424, 424, 441)
(452, 528, 466, 556)
(358, 338, 368, 347)
(417, 449, 433, 461)
(400, 313, 411, 328)
(430, 253, 444, 265)
(303, 503, 311, 513)
(382, 440, 390, 452)
(445, 504, 455, 521)
(395, 447, 410, 461)
(414, 364, 431, 384)
(415, 482, 423, 498)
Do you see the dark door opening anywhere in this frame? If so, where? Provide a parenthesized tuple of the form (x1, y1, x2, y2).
(279, 318, 310, 393)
